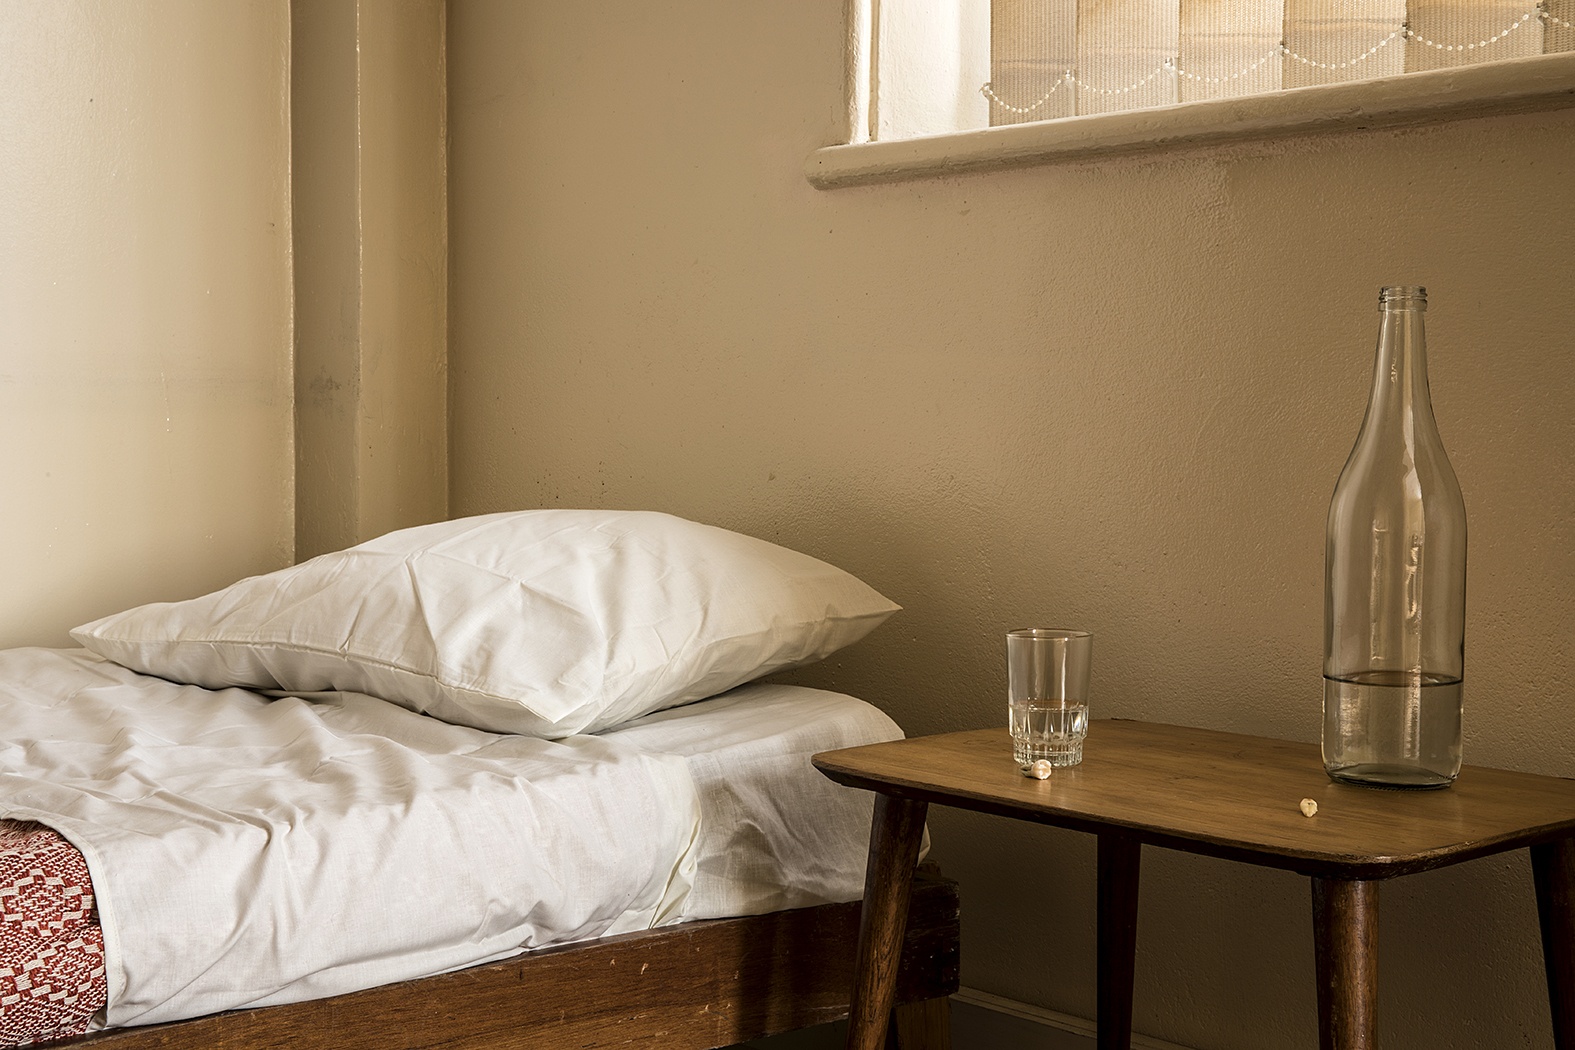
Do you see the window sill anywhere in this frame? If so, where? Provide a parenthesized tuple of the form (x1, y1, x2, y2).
(806, 51, 1575, 189)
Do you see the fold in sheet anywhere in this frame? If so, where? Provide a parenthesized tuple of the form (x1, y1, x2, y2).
(603, 685, 911, 918)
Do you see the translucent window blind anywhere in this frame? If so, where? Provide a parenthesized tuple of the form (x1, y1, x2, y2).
(986, 0, 1575, 126)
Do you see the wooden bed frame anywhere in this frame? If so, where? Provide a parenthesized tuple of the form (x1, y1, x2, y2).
(57, 866, 959, 1050)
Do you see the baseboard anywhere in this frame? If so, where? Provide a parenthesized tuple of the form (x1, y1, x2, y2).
(743, 988, 1198, 1050)
(951, 988, 1197, 1050)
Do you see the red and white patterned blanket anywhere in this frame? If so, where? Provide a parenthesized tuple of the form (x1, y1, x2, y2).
(0, 820, 107, 1046)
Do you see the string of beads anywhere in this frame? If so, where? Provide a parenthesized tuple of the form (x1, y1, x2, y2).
(983, 2, 1574, 114)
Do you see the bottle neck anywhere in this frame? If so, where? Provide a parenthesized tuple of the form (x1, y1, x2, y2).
(1364, 291, 1436, 435)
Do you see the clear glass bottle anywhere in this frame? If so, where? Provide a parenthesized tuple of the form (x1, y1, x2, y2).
(1323, 286, 1467, 789)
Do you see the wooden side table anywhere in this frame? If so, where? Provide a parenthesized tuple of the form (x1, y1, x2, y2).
(813, 720, 1575, 1050)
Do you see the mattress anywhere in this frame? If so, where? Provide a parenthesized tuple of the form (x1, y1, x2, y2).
(0, 647, 899, 1038)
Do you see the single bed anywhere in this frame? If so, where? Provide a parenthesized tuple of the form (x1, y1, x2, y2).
(1, 510, 959, 1049)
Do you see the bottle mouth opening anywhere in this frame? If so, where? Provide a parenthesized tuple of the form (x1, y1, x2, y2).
(1379, 285, 1427, 309)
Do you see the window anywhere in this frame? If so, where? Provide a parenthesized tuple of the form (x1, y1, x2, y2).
(987, 0, 1572, 125)
(809, 0, 1575, 187)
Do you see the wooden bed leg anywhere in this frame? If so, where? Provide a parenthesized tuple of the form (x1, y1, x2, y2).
(845, 793, 930, 1050)
(889, 995, 951, 1050)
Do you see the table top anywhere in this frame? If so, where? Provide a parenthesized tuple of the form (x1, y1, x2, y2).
(812, 720, 1575, 879)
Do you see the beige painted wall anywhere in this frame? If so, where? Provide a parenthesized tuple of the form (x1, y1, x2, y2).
(448, 2, 1575, 1047)
(0, 0, 449, 649)
(0, 1, 294, 648)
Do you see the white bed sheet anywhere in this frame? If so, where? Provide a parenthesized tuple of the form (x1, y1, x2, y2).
(0, 648, 900, 1030)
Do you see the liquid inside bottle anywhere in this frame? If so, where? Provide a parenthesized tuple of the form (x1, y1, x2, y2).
(1322, 671, 1462, 789)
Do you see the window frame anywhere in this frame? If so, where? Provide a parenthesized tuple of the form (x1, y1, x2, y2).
(809, 2, 1575, 189)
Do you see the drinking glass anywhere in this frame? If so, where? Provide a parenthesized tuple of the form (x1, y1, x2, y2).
(1007, 628, 1092, 774)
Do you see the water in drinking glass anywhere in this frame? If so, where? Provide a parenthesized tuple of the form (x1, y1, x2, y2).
(1010, 699, 1089, 771)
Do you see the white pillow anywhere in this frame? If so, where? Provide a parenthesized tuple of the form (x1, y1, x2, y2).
(71, 509, 899, 737)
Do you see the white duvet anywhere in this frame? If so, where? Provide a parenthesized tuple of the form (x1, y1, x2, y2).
(0, 648, 899, 1029)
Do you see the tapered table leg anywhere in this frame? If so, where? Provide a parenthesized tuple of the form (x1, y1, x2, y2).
(1532, 837, 1575, 1049)
(1096, 832, 1142, 1050)
(845, 794, 930, 1050)
(1312, 877, 1378, 1050)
